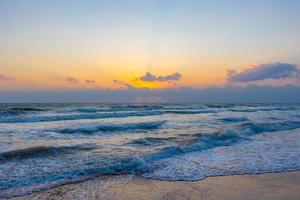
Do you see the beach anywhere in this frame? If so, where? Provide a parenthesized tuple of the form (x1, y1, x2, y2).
(2, 0, 300, 199)
(8, 171, 300, 200)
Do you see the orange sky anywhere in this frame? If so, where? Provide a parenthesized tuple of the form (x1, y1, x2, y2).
(1, 1, 300, 91)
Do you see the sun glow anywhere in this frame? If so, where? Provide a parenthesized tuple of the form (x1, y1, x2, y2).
(131, 79, 175, 89)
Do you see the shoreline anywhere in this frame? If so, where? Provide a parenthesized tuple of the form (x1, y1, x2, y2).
(6, 171, 300, 200)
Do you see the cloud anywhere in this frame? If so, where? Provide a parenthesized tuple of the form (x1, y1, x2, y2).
(85, 79, 96, 84)
(228, 63, 300, 82)
(0, 74, 14, 81)
(113, 79, 135, 89)
(138, 72, 182, 82)
(65, 77, 78, 84)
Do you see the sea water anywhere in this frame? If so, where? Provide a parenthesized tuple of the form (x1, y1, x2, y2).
(0, 103, 299, 196)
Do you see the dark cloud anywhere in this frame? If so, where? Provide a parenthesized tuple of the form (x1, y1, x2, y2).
(0, 74, 14, 81)
(228, 63, 300, 82)
(113, 80, 135, 89)
(85, 79, 96, 84)
(65, 77, 78, 84)
(139, 72, 182, 82)
(139, 72, 157, 82)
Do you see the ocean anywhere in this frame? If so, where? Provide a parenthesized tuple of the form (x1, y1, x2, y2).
(0, 103, 300, 197)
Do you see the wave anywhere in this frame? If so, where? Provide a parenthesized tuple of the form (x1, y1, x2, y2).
(0, 145, 96, 162)
(1, 120, 299, 195)
(115, 104, 164, 110)
(242, 121, 300, 133)
(54, 121, 166, 134)
(143, 121, 300, 161)
(127, 136, 178, 146)
(221, 117, 249, 122)
(228, 108, 259, 112)
(229, 106, 296, 113)
(3, 105, 294, 123)
(144, 128, 245, 161)
(9, 107, 45, 112)
(205, 104, 233, 108)
(0, 107, 45, 118)
(0, 156, 147, 193)
(143, 129, 300, 181)
(0, 110, 25, 117)
(67, 105, 165, 113)
(128, 121, 300, 162)
(163, 109, 217, 114)
(0, 110, 162, 123)
(67, 108, 105, 113)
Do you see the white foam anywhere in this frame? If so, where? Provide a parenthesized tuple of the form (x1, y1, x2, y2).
(144, 128, 300, 180)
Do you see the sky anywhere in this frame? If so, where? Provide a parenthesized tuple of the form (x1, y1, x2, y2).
(1, 0, 300, 102)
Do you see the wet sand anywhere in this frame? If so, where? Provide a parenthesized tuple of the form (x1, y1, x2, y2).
(7, 171, 300, 200)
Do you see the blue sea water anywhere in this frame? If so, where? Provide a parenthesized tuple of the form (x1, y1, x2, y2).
(0, 103, 299, 197)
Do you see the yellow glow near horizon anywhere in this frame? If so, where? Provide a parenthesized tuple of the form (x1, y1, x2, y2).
(0, 55, 236, 90)
(1, 1, 300, 91)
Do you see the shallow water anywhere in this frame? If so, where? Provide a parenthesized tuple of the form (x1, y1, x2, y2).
(0, 103, 300, 196)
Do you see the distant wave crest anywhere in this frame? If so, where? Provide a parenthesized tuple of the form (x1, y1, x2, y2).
(0, 111, 162, 123)
(53, 121, 166, 134)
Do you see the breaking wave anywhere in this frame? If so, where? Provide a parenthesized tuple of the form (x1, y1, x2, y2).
(53, 121, 166, 134)
(0, 144, 96, 162)
(143, 121, 300, 161)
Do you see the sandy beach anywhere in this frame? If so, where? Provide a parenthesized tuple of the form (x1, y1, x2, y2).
(7, 171, 299, 200)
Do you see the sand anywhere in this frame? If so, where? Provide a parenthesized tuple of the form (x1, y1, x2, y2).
(6, 171, 300, 200)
